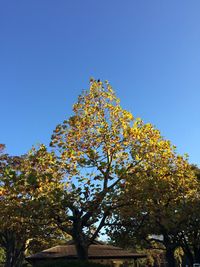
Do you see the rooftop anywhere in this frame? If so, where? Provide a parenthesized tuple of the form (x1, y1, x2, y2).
(27, 241, 146, 261)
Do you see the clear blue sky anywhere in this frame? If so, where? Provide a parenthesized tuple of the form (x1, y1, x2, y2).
(0, 1, 200, 165)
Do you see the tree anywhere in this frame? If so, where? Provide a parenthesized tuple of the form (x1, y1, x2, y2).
(108, 154, 197, 267)
(50, 79, 185, 260)
(0, 144, 64, 267)
(172, 165, 200, 265)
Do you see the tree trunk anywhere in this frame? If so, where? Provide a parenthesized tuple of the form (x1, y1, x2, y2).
(72, 217, 89, 260)
(165, 248, 176, 267)
(3, 231, 25, 267)
(161, 229, 177, 267)
(4, 246, 25, 267)
(194, 247, 200, 264)
(75, 242, 88, 260)
(182, 245, 194, 266)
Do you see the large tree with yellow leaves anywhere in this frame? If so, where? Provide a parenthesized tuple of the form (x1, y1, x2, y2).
(50, 79, 193, 261)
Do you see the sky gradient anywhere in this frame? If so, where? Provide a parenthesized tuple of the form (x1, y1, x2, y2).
(0, 1, 200, 165)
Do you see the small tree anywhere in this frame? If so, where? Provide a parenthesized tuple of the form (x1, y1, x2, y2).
(173, 165, 200, 265)
(0, 145, 64, 267)
(108, 153, 197, 267)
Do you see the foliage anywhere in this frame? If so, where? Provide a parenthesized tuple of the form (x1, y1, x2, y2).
(108, 157, 198, 266)
(173, 165, 200, 265)
(49, 78, 195, 261)
(0, 247, 5, 263)
(1, 79, 200, 266)
(0, 144, 65, 267)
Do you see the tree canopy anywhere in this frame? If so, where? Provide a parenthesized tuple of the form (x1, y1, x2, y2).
(0, 79, 199, 267)
(49, 79, 198, 262)
(0, 144, 64, 267)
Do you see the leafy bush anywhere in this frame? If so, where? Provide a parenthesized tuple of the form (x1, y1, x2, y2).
(0, 248, 5, 264)
(35, 259, 109, 267)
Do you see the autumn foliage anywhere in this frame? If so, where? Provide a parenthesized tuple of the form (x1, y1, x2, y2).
(0, 79, 199, 267)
